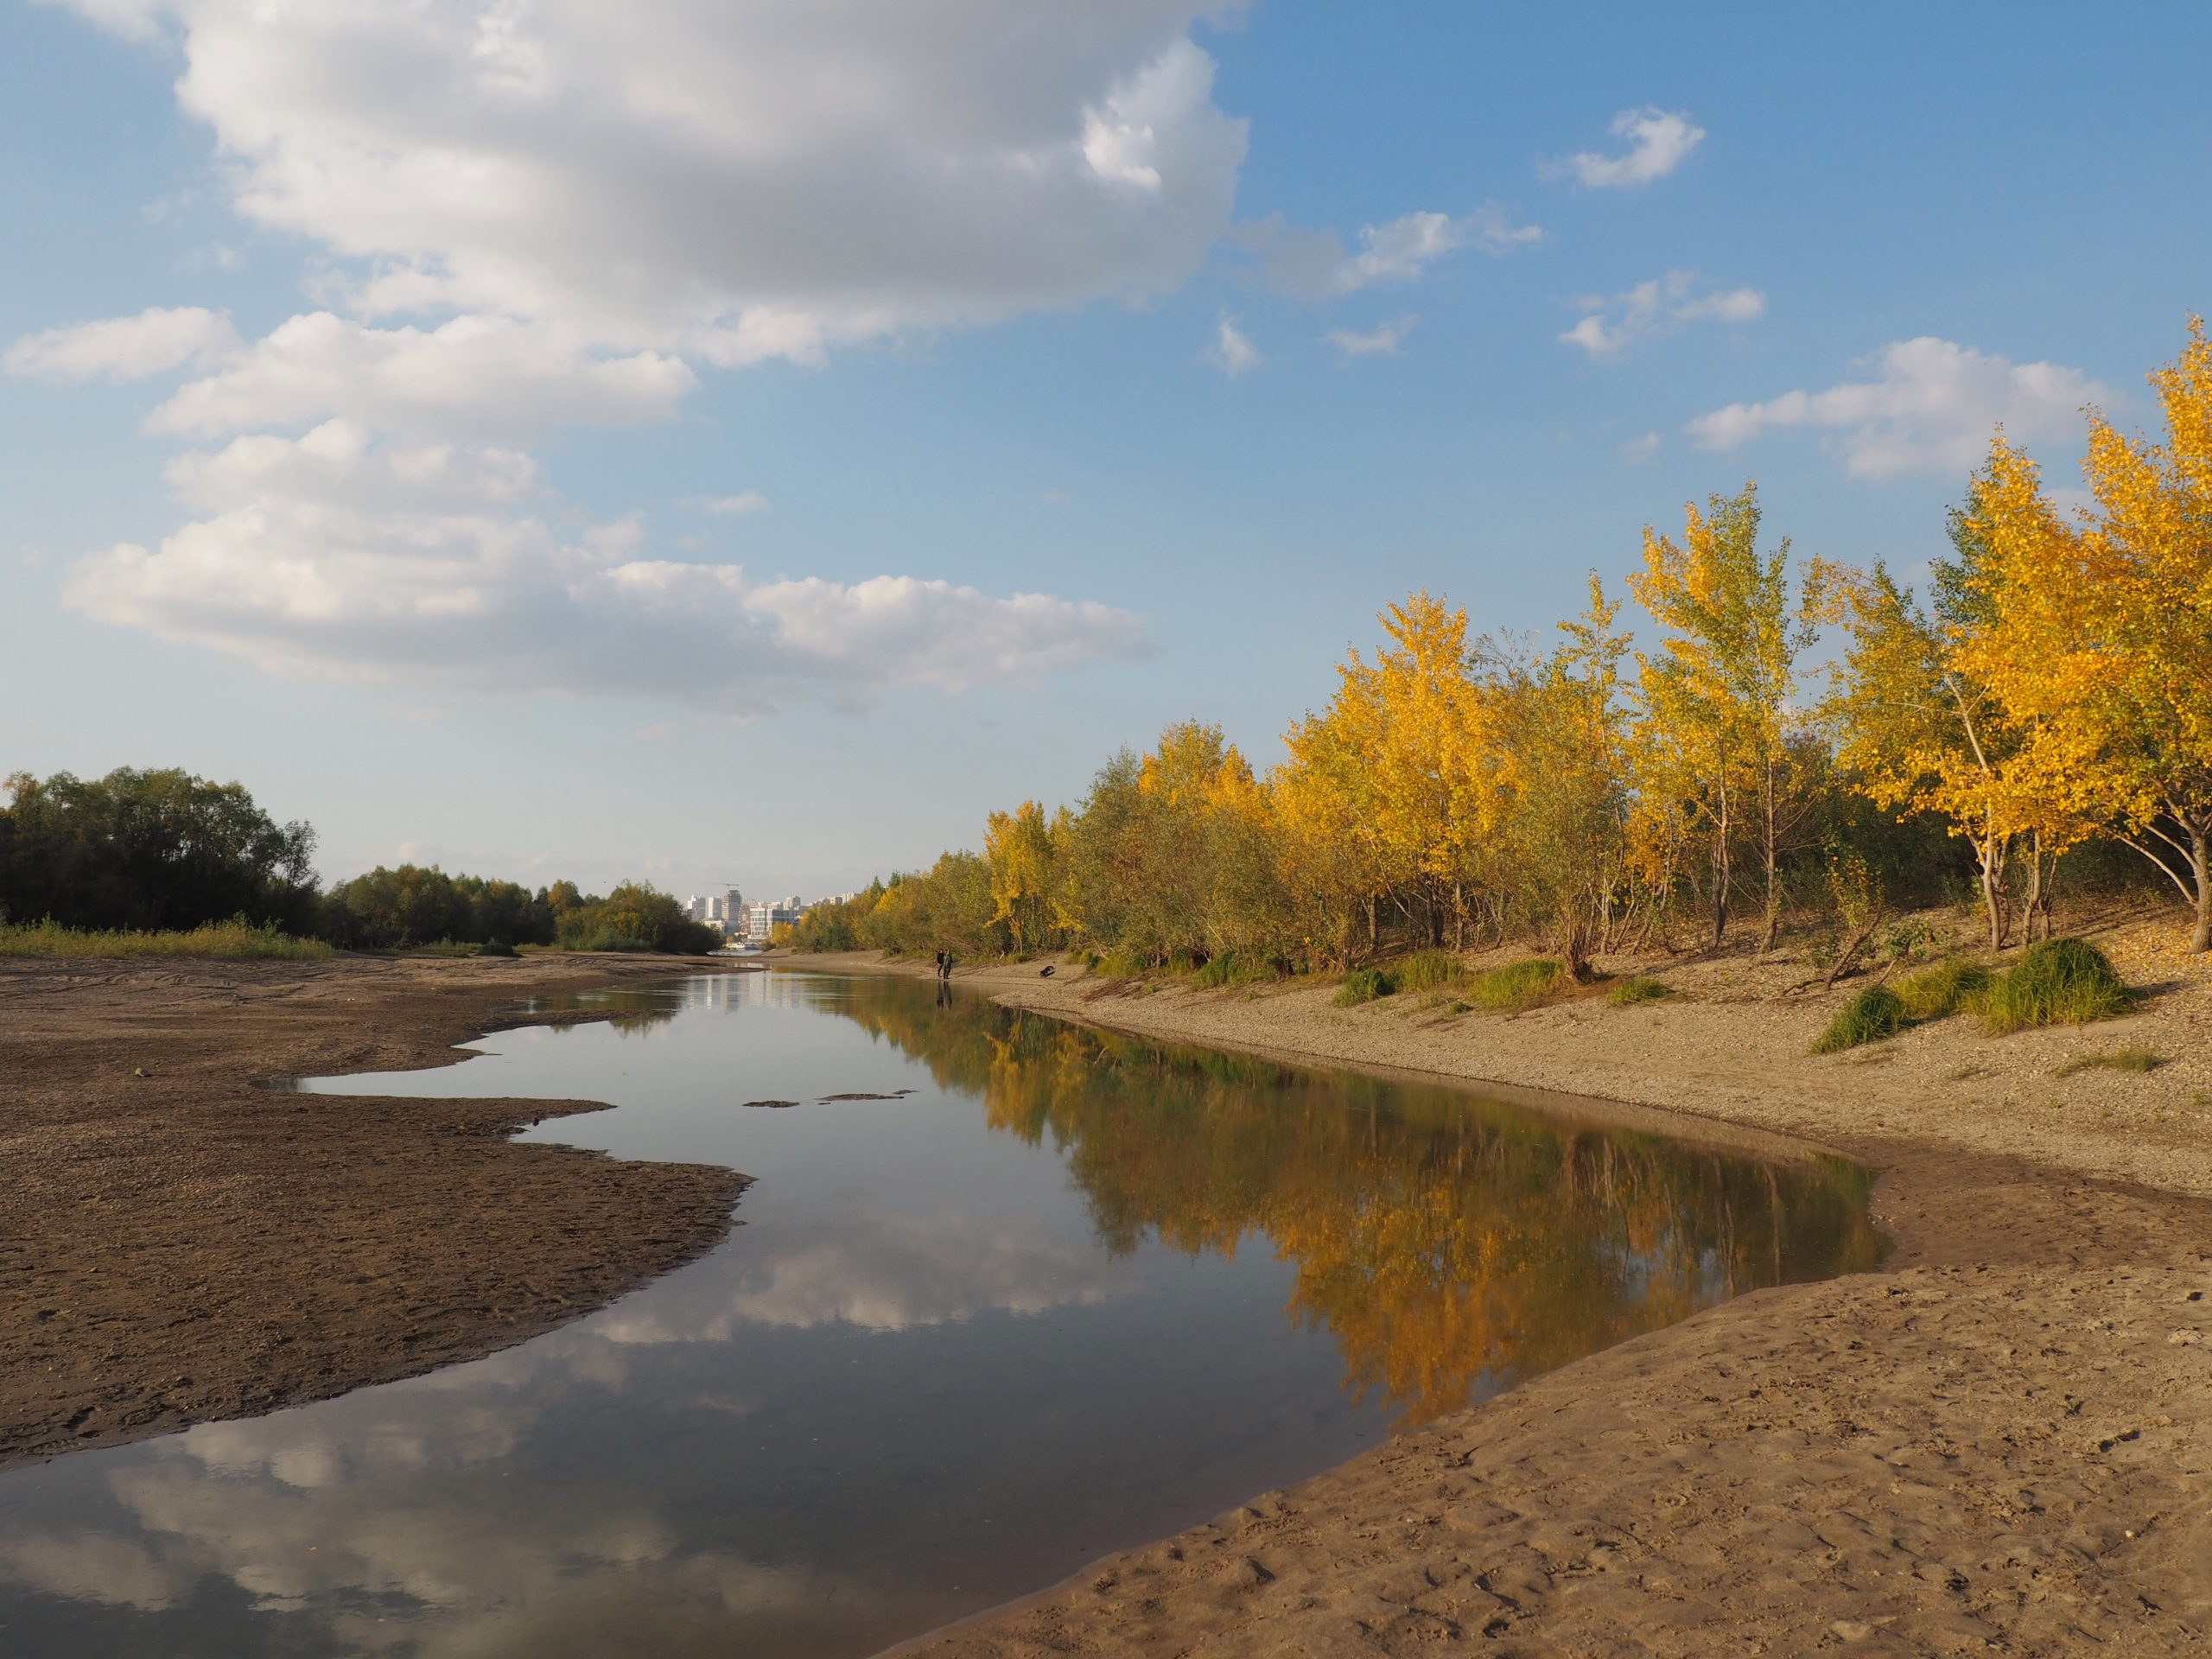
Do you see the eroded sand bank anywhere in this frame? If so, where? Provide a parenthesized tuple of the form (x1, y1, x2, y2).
(0, 953, 750, 1467)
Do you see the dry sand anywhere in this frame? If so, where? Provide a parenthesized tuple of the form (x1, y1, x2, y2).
(777, 925, 2212, 1657)
(0, 952, 749, 1468)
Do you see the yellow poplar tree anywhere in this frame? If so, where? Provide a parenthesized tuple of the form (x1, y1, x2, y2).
(2070, 321, 2212, 950)
(983, 799, 1059, 955)
(1630, 483, 1820, 949)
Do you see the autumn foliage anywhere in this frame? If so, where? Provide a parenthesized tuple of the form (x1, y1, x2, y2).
(798, 323, 2212, 964)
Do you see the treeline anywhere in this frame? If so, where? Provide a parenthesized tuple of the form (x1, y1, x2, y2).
(1, 767, 722, 955)
(798, 321, 2212, 969)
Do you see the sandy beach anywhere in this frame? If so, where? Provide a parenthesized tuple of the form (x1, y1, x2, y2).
(3, 938, 2207, 1654)
(0, 952, 749, 1469)
(772, 936, 2212, 1656)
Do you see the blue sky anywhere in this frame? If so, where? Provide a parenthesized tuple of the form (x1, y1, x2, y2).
(5, 1, 2209, 899)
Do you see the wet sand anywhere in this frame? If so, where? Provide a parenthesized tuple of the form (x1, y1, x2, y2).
(0, 953, 749, 1468)
(778, 944, 2212, 1656)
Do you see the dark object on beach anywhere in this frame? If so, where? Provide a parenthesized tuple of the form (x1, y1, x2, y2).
(741, 1098, 802, 1109)
(1039, 965, 1054, 977)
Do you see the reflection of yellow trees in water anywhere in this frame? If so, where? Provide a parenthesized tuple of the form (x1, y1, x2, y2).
(836, 984, 1884, 1428)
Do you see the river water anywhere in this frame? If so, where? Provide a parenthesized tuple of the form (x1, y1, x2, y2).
(0, 970, 1883, 1657)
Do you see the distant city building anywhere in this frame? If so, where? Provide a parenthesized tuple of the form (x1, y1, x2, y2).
(743, 894, 805, 944)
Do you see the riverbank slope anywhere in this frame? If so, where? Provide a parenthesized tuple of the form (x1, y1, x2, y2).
(776, 945, 2212, 1656)
(0, 954, 750, 1468)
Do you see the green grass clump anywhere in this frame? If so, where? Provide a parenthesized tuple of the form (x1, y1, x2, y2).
(1332, 966, 1399, 1006)
(1191, 950, 1274, 988)
(1891, 957, 1991, 1022)
(1977, 938, 2131, 1033)
(0, 918, 332, 961)
(1465, 957, 1566, 1012)
(1398, 949, 1468, 993)
(1812, 984, 1907, 1054)
(1095, 946, 1152, 980)
(1608, 975, 1672, 1006)
(2055, 1045, 2164, 1077)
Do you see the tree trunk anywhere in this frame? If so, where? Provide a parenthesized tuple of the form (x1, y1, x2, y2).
(1710, 816, 1730, 947)
(1979, 832, 2012, 952)
(1758, 754, 1781, 954)
(2194, 824, 2211, 954)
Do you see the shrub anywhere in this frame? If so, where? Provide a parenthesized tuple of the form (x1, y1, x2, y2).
(1891, 958, 1991, 1022)
(1813, 984, 1907, 1053)
(1192, 950, 1274, 988)
(0, 918, 331, 961)
(1398, 949, 1467, 993)
(1978, 938, 2131, 1033)
(1608, 975, 1672, 1006)
(555, 882, 723, 955)
(1465, 958, 1565, 1012)
(1332, 967, 1398, 1006)
(1096, 946, 1151, 980)
(1882, 916, 1936, 964)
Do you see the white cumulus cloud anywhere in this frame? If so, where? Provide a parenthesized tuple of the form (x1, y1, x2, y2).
(55, 0, 1251, 358)
(1325, 315, 1416, 359)
(1686, 337, 2107, 480)
(23, 3, 1262, 709)
(696, 492, 771, 517)
(1240, 205, 1540, 300)
(1548, 107, 1705, 188)
(64, 429, 1148, 712)
(1560, 271, 1764, 356)
(143, 313, 697, 442)
(1209, 313, 1262, 376)
(3, 306, 239, 382)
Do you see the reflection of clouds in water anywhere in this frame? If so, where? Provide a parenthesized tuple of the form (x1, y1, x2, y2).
(0, 1408, 849, 1656)
(597, 1211, 1127, 1340)
(0, 1529, 192, 1611)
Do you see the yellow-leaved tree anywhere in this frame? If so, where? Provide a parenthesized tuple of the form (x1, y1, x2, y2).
(1278, 594, 1501, 952)
(982, 799, 1061, 955)
(1630, 483, 1822, 949)
(2069, 321, 2212, 950)
(1488, 575, 1640, 976)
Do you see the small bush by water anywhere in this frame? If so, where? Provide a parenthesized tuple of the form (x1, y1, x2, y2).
(1812, 984, 1907, 1053)
(0, 918, 332, 960)
(1977, 938, 2131, 1033)
(1333, 967, 1398, 1006)
(1608, 975, 1672, 1006)
(1466, 958, 1565, 1012)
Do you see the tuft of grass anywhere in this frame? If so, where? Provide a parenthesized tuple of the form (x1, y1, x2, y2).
(1398, 949, 1468, 993)
(1977, 938, 2132, 1033)
(1465, 957, 1566, 1012)
(2055, 1045, 2164, 1077)
(1332, 966, 1398, 1007)
(1095, 946, 1152, 980)
(1812, 984, 1907, 1054)
(1891, 957, 1991, 1022)
(1608, 975, 1672, 1006)
(1190, 950, 1274, 988)
(0, 918, 332, 961)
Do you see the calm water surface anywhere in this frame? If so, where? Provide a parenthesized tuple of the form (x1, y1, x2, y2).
(0, 971, 1883, 1657)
